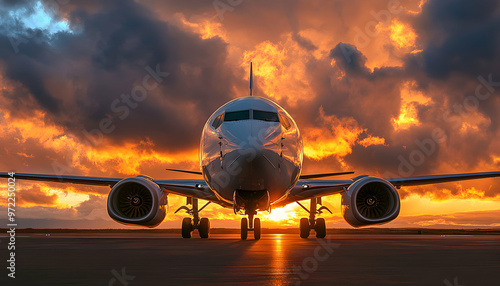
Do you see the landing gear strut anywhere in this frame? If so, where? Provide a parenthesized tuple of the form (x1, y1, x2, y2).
(241, 209, 261, 240)
(297, 197, 331, 239)
(176, 197, 211, 238)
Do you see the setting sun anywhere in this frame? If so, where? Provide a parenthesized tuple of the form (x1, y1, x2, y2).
(262, 204, 300, 223)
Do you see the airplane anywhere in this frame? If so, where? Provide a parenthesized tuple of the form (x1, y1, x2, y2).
(2, 63, 500, 240)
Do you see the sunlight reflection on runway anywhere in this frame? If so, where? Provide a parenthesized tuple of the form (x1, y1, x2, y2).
(271, 234, 287, 285)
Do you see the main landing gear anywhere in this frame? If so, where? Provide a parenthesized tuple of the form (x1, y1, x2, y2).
(240, 209, 261, 240)
(297, 197, 331, 239)
(176, 197, 211, 238)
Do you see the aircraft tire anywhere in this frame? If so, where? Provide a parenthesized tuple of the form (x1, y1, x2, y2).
(199, 218, 210, 238)
(254, 218, 261, 240)
(315, 218, 326, 238)
(182, 217, 193, 238)
(300, 218, 310, 238)
(241, 217, 248, 240)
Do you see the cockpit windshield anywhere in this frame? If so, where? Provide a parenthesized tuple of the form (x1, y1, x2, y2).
(224, 110, 250, 121)
(253, 110, 279, 122)
(222, 109, 280, 123)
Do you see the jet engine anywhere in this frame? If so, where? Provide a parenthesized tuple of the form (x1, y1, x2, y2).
(107, 176, 167, 227)
(341, 176, 400, 227)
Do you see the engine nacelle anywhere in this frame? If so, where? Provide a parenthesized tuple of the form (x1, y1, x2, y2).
(107, 176, 167, 227)
(341, 176, 400, 227)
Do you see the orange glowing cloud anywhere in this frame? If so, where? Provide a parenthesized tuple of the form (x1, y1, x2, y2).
(392, 80, 431, 130)
(0, 182, 96, 209)
(303, 108, 364, 161)
(406, 0, 428, 15)
(241, 34, 314, 105)
(173, 13, 228, 41)
(1, 107, 199, 176)
(360, 17, 420, 70)
(457, 110, 491, 134)
(358, 136, 387, 148)
(303, 107, 387, 162)
(389, 20, 417, 49)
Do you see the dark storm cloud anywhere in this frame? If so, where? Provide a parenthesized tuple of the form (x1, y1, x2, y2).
(0, 0, 238, 152)
(293, 42, 405, 139)
(285, 43, 411, 175)
(412, 0, 500, 79)
(292, 33, 317, 51)
(329, 43, 371, 75)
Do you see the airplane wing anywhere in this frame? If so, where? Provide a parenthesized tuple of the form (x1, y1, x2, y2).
(0, 172, 122, 186)
(154, 179, 225, 205)
(0, 172, 222, 205)
(4, 171, 500, 208)
(275, 171, 500, 207)
(386, 171, 500, 187)
(299, 171, 354, 179)
(273, 179, 353, 207)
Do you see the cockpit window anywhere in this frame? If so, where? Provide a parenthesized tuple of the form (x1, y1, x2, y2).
(253, 110, 279, 122)
(221, 109, 280, 123)
(278, 114, 291, 130)
(224, 110, 250, 121)
(212, 113, 224, 129)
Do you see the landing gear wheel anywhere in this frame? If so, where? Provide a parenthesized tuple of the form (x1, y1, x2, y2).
(182, 217, 193, 238)
(300, 218, 310, 238)
(315, 218, 326, 238)
(241, 217, 248, 240)
(254, 218, 261, 240)
(199, 218, 210, 238)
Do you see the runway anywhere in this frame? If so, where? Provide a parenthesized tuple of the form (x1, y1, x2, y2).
(1, 233, 499, 285)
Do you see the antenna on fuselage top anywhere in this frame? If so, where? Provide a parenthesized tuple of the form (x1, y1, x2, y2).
(249, 62, 253, 96)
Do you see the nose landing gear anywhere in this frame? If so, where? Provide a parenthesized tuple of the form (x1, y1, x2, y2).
(240, 209, 261, 240)
(297, 197, 331, 239)
(176, 197, 211, 238)
(234, 190, 268, 240)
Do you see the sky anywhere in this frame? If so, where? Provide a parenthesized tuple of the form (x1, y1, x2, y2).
(0, 0, 500, 229)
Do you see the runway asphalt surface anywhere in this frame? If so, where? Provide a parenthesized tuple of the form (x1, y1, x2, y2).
(1, 232, 499, 285)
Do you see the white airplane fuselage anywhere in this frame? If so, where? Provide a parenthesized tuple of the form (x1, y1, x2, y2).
(200, 96, 303, 211)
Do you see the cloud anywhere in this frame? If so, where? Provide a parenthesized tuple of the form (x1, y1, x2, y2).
(413, 0, 500, 79)
(0, 0, 239, 154)
(16, 185, 58, 206)
(329, 43, 371, 75)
